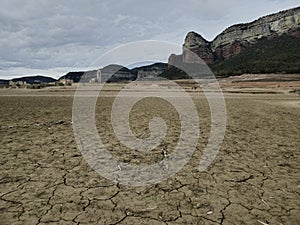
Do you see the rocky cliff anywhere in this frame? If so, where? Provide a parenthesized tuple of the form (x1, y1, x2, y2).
(182, 32, 214, 64)
(212, 6, 300, 51)
(169, 6, 300, 66)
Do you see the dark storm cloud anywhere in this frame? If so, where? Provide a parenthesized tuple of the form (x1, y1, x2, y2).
(0, 0, 299, 78)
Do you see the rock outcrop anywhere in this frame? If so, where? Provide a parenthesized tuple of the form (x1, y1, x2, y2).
(168, 54, 183, 67)
(169, 6, 300, 64)
(182, 32, 214, 64)
(212, 7, 300, 51)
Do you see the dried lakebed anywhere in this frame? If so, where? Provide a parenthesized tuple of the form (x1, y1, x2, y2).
(0, 87, 299, 225)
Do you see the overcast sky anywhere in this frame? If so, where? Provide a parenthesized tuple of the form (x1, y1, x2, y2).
(0, 0, 299, 79)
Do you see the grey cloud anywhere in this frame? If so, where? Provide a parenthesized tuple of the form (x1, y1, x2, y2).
(0, 0, 299, 78)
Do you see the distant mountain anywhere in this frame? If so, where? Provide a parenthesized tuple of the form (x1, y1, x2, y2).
(59, 71, 85, 83)
(58, 63, 168, 83)
(168, 6, 300, 77)
(131, 62, 168, 80)
(58, 64, 136, 83)
(211, 34, 300, 75)
(102, 64, 136, 82)
(12, 75, 57, 84)
(0, 79, 9, 86)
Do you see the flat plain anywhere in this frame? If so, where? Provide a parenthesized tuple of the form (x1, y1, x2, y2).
(0, 79, 299, 225)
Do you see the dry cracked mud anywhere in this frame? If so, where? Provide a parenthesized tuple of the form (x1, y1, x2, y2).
(0, 83, 299, 225)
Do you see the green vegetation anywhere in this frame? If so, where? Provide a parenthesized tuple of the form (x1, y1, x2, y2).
(160, 63, 213, 80)
(211, 34, 300, 76)
(159, 34, 300, 79)
(159, 66, 190, 80)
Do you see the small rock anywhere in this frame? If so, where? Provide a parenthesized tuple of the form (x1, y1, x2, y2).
(56, 120, 65, 125)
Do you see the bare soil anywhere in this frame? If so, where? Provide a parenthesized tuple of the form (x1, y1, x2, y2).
(0, 79, 299, 225)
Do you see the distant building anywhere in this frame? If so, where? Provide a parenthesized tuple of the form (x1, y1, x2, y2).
(96, 69, 101, 82)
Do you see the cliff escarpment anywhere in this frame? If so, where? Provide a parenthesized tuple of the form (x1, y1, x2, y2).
(168, 6, 300, 75)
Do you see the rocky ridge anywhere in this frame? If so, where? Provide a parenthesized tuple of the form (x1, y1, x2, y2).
(169, 6, 300, 65)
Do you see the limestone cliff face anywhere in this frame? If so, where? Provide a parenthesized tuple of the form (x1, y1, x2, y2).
(212, 7, 300, 50)
(168, 54, 183, 67)
(211, 6, 300, 59)
(183, 32, 214, 64)
(171, 6, 300, 64)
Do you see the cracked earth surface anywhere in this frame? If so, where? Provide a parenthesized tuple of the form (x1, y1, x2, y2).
(0, 87, 299, 225)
